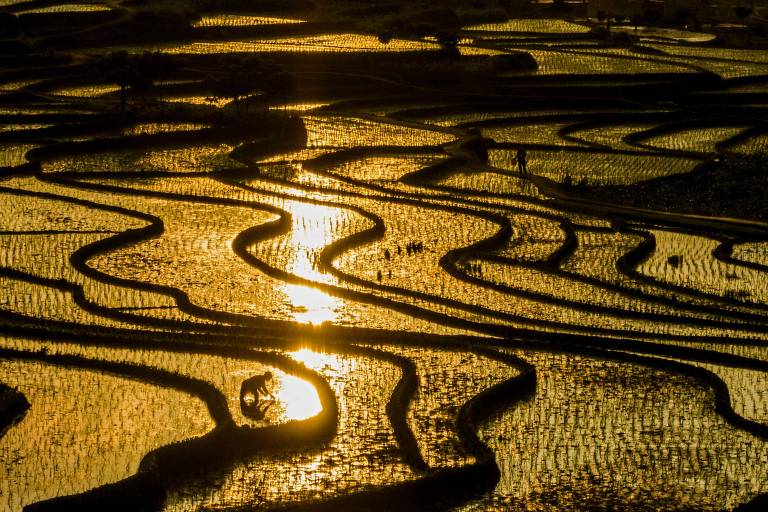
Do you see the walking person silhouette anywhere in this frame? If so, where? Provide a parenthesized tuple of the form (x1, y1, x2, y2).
(517, 147, 528, 176)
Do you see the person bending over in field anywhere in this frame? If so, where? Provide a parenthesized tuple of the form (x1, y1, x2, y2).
(240, 371, 275, 405)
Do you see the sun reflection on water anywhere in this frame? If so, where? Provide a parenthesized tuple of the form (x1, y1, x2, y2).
(280, 201, 347, 325)
(284, 283, 339, 325)
(272, 349, 347, 423)
(275, 374, 322, 421)
(290, 348, 345, 373)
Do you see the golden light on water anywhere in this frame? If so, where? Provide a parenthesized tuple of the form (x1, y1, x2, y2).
(284, 283, 339, 325)
(284, 249, 340, 325)
(289, 348, 343, 372)
(288, 202, 343, 255)
(275, 373, 322, 420)
(273, 349, 346, 421)
(280, 202, 346, 324)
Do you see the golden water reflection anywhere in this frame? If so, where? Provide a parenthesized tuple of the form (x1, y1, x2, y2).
(275, 373, 322, 421)
(270, 348, 361, 422)
(290, 348, 346, 373)
(280, 201, 347, 325)
(284, 283, 339, 325)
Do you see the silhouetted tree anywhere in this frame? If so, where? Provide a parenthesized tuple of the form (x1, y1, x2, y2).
(263, 71, 295, 102)
(377, 5, 461, 60)
(377, 31, 393, 44)
(136, 52, 177, 109)
(553, 0, 571, 13)
(0, 12, 19, 35)
(90, 51, 179, 115)
(734, 5, 753, 19)
(642, 6, 662, 26)
(597, 10, 612, 34)
(208, 58, 253, 108)
(751, 23, 767, 37)
(206, 56, 291, 115)
(92, 51, 152, 115)
(436, 31, 460, 60)
(140, 52, 176, 88)
(674, 8, 696, 28)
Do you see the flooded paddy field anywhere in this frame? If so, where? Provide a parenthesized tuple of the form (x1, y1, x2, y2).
(2, 2, 768, 510)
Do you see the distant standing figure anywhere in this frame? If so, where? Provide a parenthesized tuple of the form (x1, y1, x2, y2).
(517, 148, 528, 176)
(240, 371, 275, 405)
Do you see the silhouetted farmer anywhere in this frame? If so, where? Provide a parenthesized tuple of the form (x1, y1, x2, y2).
(240, 371, 275, 405)
(517, 148, 528, 176)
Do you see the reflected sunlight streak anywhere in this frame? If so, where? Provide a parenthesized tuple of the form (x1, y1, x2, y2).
(280, 201, 348, 325)
(290, 348, 348, 375)
(284, 283, 339, 325)
(275, 374, 322, 421)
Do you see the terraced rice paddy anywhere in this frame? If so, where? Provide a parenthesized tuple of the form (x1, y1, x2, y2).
(192, 15, 305, 27)
(639, 126, 748, 153)
(0, 359, 213, 511)
(464, 18, 590, 34)
(723, 133, 768, 155)
(637, 229, 768, 304)
(610, 26, 717, 43)
(48, 84, 122, 97)
(468, 351, 768, 511)
(162, 348, 412, 510)
(519, 48, 694, 75)
(564, 122, 663, 150)
(2, 8, 768, 512)
(0, 145, 35, 168)
(16, 3, 111, 13)
(40, 143, 240, 173)
(129, 35, 441, 55)
(489, 149, 703, 184)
